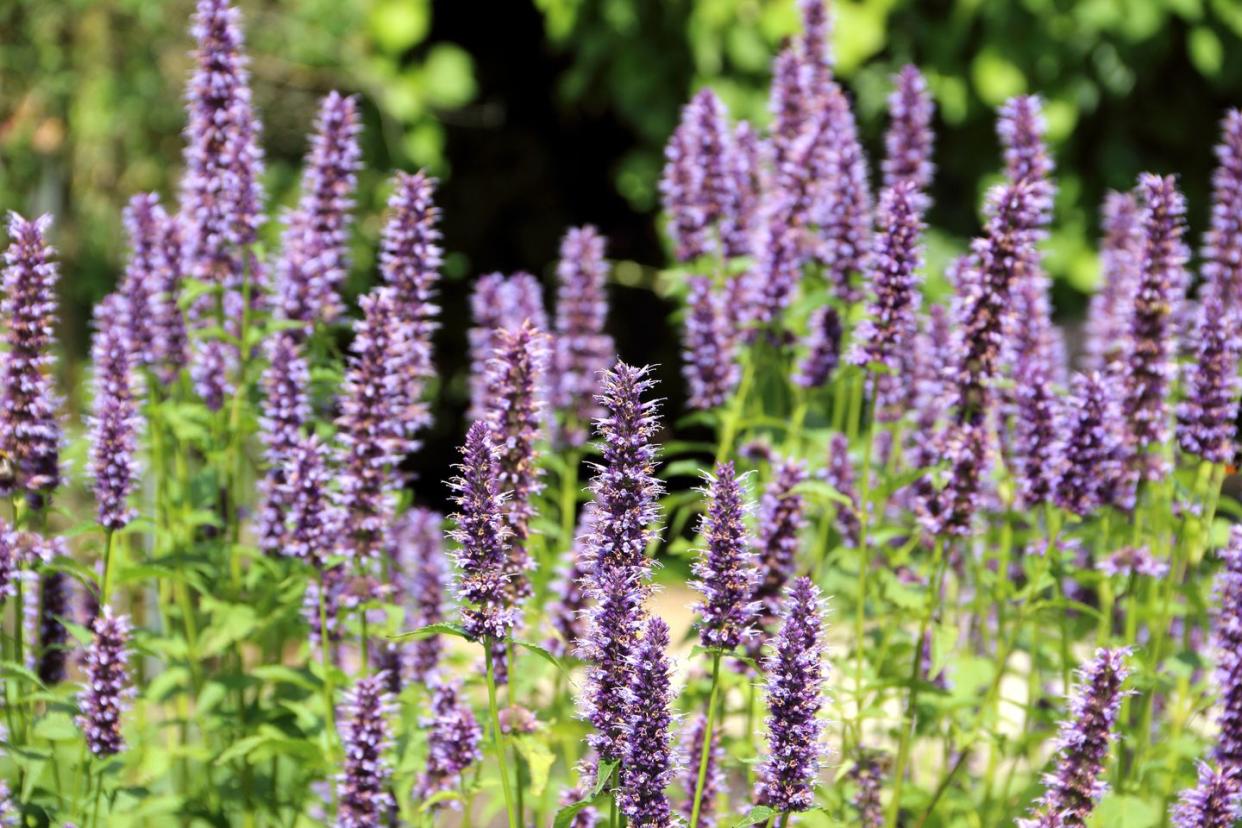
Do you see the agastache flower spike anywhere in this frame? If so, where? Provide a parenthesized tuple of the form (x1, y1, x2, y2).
(120, 194, 167, 367)
(1011, 271, 1060, 509)
(38, 570, 72, 684)
(76, 608, 134, 757)
(1085, 192, 1141, 374)
(152, 210, 190, 382)
(850, 752, 887, 828)
(380, 170, 442, 437)
(553, 226, 615, 446)
(335, 674, 396, 828)
(823, 433, 861, 546)
(618, 616, 677, 828)
(88, 294, 140, 531)
(1212, 527, 1242, 770)
(798, 0, 832, 87)
(1017, 648, 1130, 828)
(395, 509, 448, 683)
(659, 89, 739, 263)
(679, 713, 724, 827)
(577, 566, 645, 764)
(883, 65, 935, 208)
(682, 276, 740, 410)
(414, 679, 482, 809)
(255, 331, 310, 554)
(337, 288, 407, 560)
(281, 434, 342, 570)
(998, 96, 1055, 226)
(275, 91, 362, 329)
(1, 213, 63, 497)
(728, 122, 765, 256)
(768, 48, 805, 170)
(448, 421, 516, 643)
(589, 363, 664, 575)
(547, 506, 597, 659)
(468, 272, 547, 422)
(813, 84, 873, 304)
(750, 457, 808, 651)
(794, 306, 842, 389)
(180, 0, 265, 293)
(1176, 288, 1240, 463)
(1123, 173, 1188, 478)
(849, 182, 924, 372)
(1204, 110, 1242, 304)
(1055, 373, 1123, 518)
(1170, 763, 1241, 828)
(692, 462, 758, 651)
(755, 577, 829, 814)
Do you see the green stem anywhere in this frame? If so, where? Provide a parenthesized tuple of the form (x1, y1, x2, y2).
(688, 652, 723, 828)
(715, 355, 755, 465)
(100, 529, 115, 607)
(485, 640, 519, 828)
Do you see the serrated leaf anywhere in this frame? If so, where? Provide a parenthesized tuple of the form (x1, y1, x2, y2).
(732, 805, 777, 826)
(391, 622, 471, 642)
(516, 640, 566, 674)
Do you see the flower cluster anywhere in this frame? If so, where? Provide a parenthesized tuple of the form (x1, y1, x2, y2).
(553, 226, 615, 445)
(336, 675, 396, 828)
(691, 462, 757, 651)
(76, 608, 134, 757)
(88, 294, 140, 531)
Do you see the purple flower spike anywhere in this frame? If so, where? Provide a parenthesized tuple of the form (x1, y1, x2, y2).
(1011, 272, 1060, 509)
(1085, 192, 1142, 374)
(152, 209, 190, 383)
(918, 421, 989, 538)
(998, 95, 1055, 228)
(850, 182, 924, 372)
(1124, 173, 1189, 477)
(769, 48, 806, 170)
(337, 288, 407, 560)
(1171, 763, 1240, 828)
(823, 433, 861, 546)
(395, 509, 447, 683)
(191, 340, 236, 413)
(883, 65, 935, 208)
(1177, 288, 1240, 463)
(120, 194, 168, 367)
(1097, 546, 1168, 579)
(692, 462, 758, 651)
(750, 457, 808, 651)
(88, 294, 140, 531)
(1018, 647, 1131, 828)
(1204, 110, 1242, 304)
(589, 363, 663, 575)
(1055, 373, 1123, 518)
(1, 213, 63, 497)
(553, 226, 615, 447)
(755, 577, 828, 814)
(415, 679, 482, 809)
(336, 674, 396, 828)
(729, 122, 765, 256)
(448, 421, 515, 643)
(850, 752, 887, 828)
(679, 713, 724, 828)
(281, 434, 342, 570)
(180, 0, 265, 293)
(682, 276, 740, 410)
(380, 170, 442, 437)
(547, 505, 597, 659)
(1213, 527, 1242, 769)
(561, 755, 602, 828)
(468, 272, 547, 421)
(660, 89, 740, 263)
(798, 0, 832, 82)
(76, 608, 134, 757)
(37, 570, 72, 685)
(485, 321, 549, 580)
(813, 85, 873, 304)
(577, 566, 645, 764)
(794, 306, 842, 389)
(255, 331, 310, 554)
(618, 616, 676, 828)
(275, 91, 362, 329)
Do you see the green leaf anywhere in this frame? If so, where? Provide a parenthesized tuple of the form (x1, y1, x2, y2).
(513, 734, 556, 797)
(33, 712, 79, 742)
(213, 735, 267, 766)
(390, 622, 471, 642)
(553, 801, 593, 828)
(419, 789, 464, 812)
(732, 805, 777, 827)
(592, 760, 618, 797)
(516, 640, 566, 674)
(1088, 794, 1160, 828)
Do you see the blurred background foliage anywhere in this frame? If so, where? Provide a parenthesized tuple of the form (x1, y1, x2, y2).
(3, 0, 1242, 367)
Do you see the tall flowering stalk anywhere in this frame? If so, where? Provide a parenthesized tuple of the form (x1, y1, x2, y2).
(813, 84, 873, 304)
(547, 506, 596, 659)
(76, 608, 133, 757)
(379, 170, 442, 439)
(37, 570, 71, 684)
(414, 679, 482, 809)
(275, 91, 362, 329)
(749, 458, 808, 653)
(794, 306, 842, 389)
(682, 276, 739, 410)
(120, 194, 167, 367)
(88, 294, 140, 533)
(1123, 173, 1188, 480)
(152, 208, 190, 382)
(850, 752, 887, 828)
(1176, 288, 1240, 464)
(618, 616, 676, 828)
(1212, 527, 1242, 769)
(755, 577, 828, 815)
(255, 332, 310, 554)
(335, 674, 395, 828)
(883, 65, 935, 209)
(553, 226, 614, 446)
(1, 213, 63, 498)
(394, 508, 447, 683)
(660, 88, 740, 263)
(1085, 192, 1141, 374)
(823, 432, 861, 546)
(1170, 763, 1240, 828)
(577, 567, 645, 766)
(679, 714, 724, 828)
(282, 434, 342, 570)
(1055, 373, 1122, 518)
(336, 288, 407, 560)
(468, 272, 547, 421)
(1204, 110, 1242, 304)
(1017, 648, 1130, 828)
